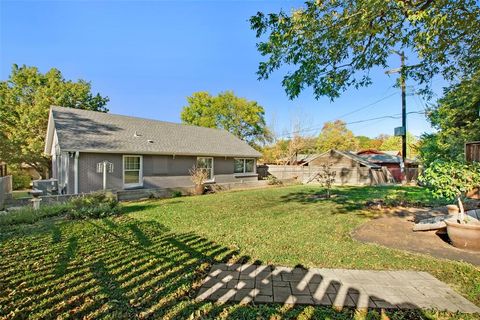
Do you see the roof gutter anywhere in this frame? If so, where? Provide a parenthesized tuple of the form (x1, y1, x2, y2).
(59, 149, 262, 158)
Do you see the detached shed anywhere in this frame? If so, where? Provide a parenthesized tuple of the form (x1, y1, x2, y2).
(306, 150, 388, 185)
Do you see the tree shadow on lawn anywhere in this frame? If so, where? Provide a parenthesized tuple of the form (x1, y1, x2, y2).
(0, 216, 458, 319)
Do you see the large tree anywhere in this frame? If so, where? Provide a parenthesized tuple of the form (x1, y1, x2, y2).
(317, 120, 358, 152)
(181, 91, 271, 146)
(0, 65, 109, 177)
(250, 0, 480, 100)
(379, 132, 419, 157)
(419, 74, 480, 165)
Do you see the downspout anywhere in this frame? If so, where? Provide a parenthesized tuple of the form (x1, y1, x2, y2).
(74, 151, 79, 194)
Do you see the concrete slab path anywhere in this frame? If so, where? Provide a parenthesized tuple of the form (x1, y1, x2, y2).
(196, 264, 480, 313)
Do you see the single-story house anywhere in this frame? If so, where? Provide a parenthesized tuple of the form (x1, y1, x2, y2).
(44, 106, 261, 194)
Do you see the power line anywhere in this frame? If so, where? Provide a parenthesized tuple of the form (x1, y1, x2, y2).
(278, 91, 399, 137)
(277, 111, 425, 138)
(330, 92, 398, 121)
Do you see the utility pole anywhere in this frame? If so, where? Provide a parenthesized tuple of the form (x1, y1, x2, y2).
(386, 51, 408, 181)
(400, 52, 407, 165)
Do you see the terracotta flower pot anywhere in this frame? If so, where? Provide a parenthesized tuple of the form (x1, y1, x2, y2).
(194, 184, 204, 195)
(446, 204, 459, 215)
(445, 218, 480, 251)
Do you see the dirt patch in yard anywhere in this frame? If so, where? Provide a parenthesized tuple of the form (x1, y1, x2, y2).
(352, 207, 480, 266)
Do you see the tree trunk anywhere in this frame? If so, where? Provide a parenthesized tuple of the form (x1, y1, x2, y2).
(457, 196, 465, 223)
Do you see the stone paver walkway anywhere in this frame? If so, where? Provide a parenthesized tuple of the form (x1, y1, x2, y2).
(196, 264, 479, 313)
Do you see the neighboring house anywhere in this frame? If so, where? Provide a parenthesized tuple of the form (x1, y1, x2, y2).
(356, 149, 419, 182)
(356, 149, 403, 182)
(44, 106, 261, 194)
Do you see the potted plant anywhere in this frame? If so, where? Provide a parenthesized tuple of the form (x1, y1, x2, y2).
(189, 166, 208, 195)
(421, 160, 480, 251)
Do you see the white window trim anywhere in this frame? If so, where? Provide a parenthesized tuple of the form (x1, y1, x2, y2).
(123, 155, 143, 188)
(234, 158, 257, 176)
(197, 157, 214, 182)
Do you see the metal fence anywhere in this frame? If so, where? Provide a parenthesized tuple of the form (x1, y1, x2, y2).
(0, 175, 13, 210)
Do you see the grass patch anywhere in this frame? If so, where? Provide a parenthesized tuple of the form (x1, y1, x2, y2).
(11, 190, 31, 199)
(0, 185, 478, 319)
(0, 203, 70, 226)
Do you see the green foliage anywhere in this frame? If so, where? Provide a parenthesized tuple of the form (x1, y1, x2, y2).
(378, 132, 419, 157)
(356, 136, 379, 150)
(420, 160, 480, 201)
(266, 175, 282, 185)
(250, 0, 480, 100)
(0, 203, 70, 226)
(311, 163, 336, 197)
(419, 75, 480, 165)
(0, 64, 109, 177)
(0, 193, 121, 225)
(181, 91, 271, 146)
(12, 173, 31, 190)
(171, 191, 183, 198)
(67, 192, 121, 220)
(317, 120, 358, 152)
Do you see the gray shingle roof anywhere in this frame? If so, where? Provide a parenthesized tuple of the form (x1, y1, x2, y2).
(336, 150, 381, 168)
(49, 106, 261, 158)
(357, 153, 401, 164)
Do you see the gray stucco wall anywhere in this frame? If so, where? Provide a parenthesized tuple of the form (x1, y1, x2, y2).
(77, 153, 257, 193)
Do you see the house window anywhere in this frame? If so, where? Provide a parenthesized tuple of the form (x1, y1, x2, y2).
(197, 157, 213, 180)
(123, 155, 142, 187)
(234, 158, 255, 174)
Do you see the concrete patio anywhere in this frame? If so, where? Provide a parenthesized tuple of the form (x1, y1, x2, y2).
(196, 263, 480, 313)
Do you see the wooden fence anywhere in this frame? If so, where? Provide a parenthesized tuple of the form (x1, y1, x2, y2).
(466, 142, 480, 162)
(258, 165, 382, 185)
(0, 176, 13, 210)
(258, 165, 419, 185)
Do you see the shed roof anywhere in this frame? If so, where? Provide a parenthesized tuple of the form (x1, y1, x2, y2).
(304, 150, 381, 169)
(356, 153, 402, 164)
(45, 106, 261, 158)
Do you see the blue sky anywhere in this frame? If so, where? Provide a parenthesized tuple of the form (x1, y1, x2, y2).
(1, 0, 441, 139)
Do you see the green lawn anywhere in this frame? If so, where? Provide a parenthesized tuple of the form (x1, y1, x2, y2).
(0, 185, 478, 319)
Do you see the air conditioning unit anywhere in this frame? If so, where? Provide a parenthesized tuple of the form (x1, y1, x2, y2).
(32, 179, 59, 195)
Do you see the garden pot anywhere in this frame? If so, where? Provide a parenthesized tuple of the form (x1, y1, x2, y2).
(445, 218, 480, 251)
(194, 184, 204, 195)
(446, 204, 459, 215)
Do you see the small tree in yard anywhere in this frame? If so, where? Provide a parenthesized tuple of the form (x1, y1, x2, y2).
(189, 166, 208, 195)
(312, 163, 336, 198)
(421, 160, 480, 223)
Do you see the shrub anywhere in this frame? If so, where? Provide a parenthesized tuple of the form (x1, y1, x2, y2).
(171, 191, 183, 198)
(266, 175, 282, 185)
(189, 166, 208, 186)
(0, 204, 70, 226)
(420, 160, 480, 223)
(12, 174, 31, 190)
(67, 192, 121, 220)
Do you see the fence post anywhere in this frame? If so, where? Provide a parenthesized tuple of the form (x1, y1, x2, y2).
(0, 176, 12, 210)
